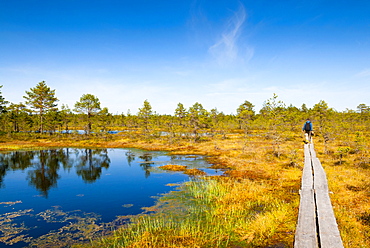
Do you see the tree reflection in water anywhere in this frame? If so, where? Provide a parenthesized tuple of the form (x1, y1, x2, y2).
(27, 150, 60, 197)
(0, 148, 209, 198)
(0, 148, 111, 197)
(75, 149, 110, 183)
(0, 150, 35, 188)
(139, 153, 154, 178)
(125, 150, 135, 166)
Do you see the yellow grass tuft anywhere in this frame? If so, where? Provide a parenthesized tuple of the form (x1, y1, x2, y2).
(183, 168, 206, 176)
(159, 164, 187, 171)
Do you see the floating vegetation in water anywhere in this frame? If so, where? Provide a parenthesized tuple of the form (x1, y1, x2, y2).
(29, 208, 104, 248)
(0, 201, 22, 206)
(0, 209, 34, 245)
(0, 205, 129, 247)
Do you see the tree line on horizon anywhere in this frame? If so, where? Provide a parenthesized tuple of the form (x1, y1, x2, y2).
(0, 82, 369, 140)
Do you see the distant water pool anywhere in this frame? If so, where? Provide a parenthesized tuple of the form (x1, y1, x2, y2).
(0, 148, 221, 247)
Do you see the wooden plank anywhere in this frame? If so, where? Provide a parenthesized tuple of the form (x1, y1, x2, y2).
(315, 189, 344, 248)
(294, 188, 318, 248)
(312, 155, 344, 248)
(294, 144, 318, 248)
(308, 143, 317, 158)
(309, 144, 327, 190)
(301, 144, 314, 189)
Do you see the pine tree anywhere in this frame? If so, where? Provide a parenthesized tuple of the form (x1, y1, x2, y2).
(8, 103, 30, 132)
(236, 100, 255, 131)
(60, 104, 73, 132)
(357, 103, 370, 114)
(23, 81, 58, 133)
(188, 102, 209, 141)
(138, 100, 153, 134)
(74, 94, 101, 134)
(0, 85, 8, 114)
(175, 103, 187, 126)
(259, 93, 285, 130)
(0, 85, 9, 132)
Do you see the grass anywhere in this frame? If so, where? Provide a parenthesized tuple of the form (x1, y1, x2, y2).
(82, 178, 297, 247)
(313, 134, 370, 247)
(159, 164, 188, 171)
(159, 165, 207, 176)
(69, 131, 303, 248)
(1, 129, 369, 247)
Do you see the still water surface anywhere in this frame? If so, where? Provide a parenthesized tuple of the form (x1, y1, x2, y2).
(0, 148, 219, 247)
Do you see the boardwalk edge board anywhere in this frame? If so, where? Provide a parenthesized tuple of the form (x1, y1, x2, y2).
(294, 142, 344, 248)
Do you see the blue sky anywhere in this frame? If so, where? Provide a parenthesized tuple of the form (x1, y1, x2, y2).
(1, 0, 369, 114)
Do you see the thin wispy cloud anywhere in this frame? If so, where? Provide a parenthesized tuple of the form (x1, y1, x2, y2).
(2, 1, 369, 115)
(208, 4, 251, 65)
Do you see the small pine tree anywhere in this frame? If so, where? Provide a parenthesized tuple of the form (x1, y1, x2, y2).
(138, 100, 153, 134)
(236, 100, 255, 132)
(74, 94, 101, 134)
(0, 85, 8, 114)
(23, 81, 58, 133)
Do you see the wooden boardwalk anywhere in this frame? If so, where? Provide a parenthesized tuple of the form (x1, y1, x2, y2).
(294, 142, 344, 248)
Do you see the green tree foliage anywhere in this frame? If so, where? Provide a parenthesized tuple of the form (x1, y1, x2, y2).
(357, 103, 370, 114)
(188, 102, 209, 141)
(259, 93, 285, 130)
(210, 108, 220, 133)
(209, 108, 232, 138)
(311, 100, 335, 153)
(357, 103, 370, 124)
(175, 102, 187, 126)
(3, 83, 370, 147)
(138, 100, 153, 134)
(138, 100, 153, 117)
(74, 94, 101, 134)
(96, 107, 113, 133)
(300, 103, 309, 113)
(236, 100, 255, 132)
(23, 81, 58, 133)
(0, 85, 8, 114)
(0, 85, 9, 132)
(7, 103, 31, 132)
(124, 110, 139, 130)
(161, 114, 176, 143)
(284, 104, 302, 131)
(312, 100, 333, 131)
(44, 110, 62, 133)
(171, 102, 188, 139)
(258, 94, 288, 157)
(59, 104, 73, 132)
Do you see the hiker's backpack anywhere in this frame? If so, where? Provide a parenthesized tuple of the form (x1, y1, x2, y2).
(304, 122, 311, 131)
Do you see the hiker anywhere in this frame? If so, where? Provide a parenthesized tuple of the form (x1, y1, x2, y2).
(302, 119, 313, 143)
